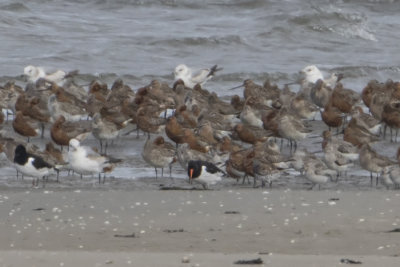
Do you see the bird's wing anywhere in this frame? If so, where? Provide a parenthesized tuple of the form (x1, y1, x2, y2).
(30, 154, 53, 169)
(203, 161, 226, 175)
(191, 69, 210, 84)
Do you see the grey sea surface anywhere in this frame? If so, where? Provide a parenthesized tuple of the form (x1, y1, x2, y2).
(1, 0, 400, 93)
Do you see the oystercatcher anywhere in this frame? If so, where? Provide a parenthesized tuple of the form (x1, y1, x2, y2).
(13, 144, 55, 187)
(187, 160, 225, 189)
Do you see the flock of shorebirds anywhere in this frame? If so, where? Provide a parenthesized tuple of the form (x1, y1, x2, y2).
(1, 63, 400, 190)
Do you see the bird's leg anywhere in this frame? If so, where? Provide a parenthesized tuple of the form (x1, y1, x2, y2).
(155, 168, 158, 180)
(41, 124, 45, 139)
(370, 172, 373, 186)
(241, 175, 247, 184)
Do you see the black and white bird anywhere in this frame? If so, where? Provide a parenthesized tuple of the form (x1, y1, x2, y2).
(13, 144, 55, 187)
(187, 160, 225, 189)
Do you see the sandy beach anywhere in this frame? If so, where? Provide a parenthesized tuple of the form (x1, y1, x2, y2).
(0, 113, 399, 266)
(0, 187, 399, 266)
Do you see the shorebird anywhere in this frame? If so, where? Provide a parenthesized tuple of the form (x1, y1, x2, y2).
(68, 138, 121, 183)
(13, 144, 55, 187)
(225, 148, 253, 184)
(343, 118, 380, 148)
(233, 123, 271, 144)
(331, 83, 360, 114)
(277, 109, 312, 150)
(310, 79, 333, 108)
(174, 64, 222, 88)
(361, 80, 383, 108)
(50, 115, 92, 150)
(187, 160, 225, 189)
(323, 145, 354, 181)
(182, 128, 210, 153)
(289, 93, 319, 120)
(350, 106, 381, 135)
(290, 148, 318, 175)
(208, 93, 240, 115)
(321, 100, 345, 132)
(176, 143, 214, 171)
(136, 106, 166, 139)
(12, 111, 40, 142)
(48, 94, 87, 122)
(303, 158, 336, 190)
(240, 104, 264, 128)
(252, 158, 281, 188)
(322, 131, 359, 161)
(91, 111, 131, 154)
(369, 91, 390, 122)
(165, 116, 187, 147)
(380, 166, 395, 189)
(381, 100, 400, 142)
(388, 165, 400, 189)
(359, 144, 397, 186)
(174, 105, 198, 128)
(141, 136, 176, 179)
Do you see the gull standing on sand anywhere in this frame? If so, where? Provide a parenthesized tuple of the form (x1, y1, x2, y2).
(174, 64, 222, 88)
(68, 138, 120, 183)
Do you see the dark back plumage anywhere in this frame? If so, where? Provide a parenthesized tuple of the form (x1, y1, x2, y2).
(14, 144, 53, 169)
(187, 160, 225, 178)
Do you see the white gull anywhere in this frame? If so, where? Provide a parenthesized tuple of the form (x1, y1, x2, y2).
(174, 64, 222, 88)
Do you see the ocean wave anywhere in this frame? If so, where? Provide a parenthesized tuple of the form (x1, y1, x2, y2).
(59, 0, 269, 9)
(0, 3, 30, 12)
(147, 35, 246, 47)
(290, 4, 377, 41)
(330, 65, 400, 78)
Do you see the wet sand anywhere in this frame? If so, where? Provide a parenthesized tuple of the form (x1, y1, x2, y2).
(0, 188, 400, 266)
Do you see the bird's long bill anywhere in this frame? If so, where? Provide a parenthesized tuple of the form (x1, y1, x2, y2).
(228, 84, 244, 90)
(189, 168, 194, 184)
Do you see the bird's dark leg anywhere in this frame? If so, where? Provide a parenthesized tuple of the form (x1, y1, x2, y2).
(370, 172, 373, 186)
